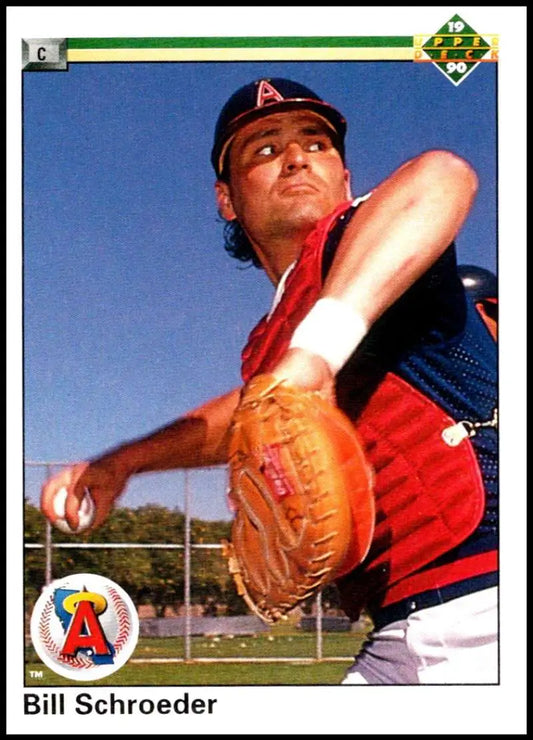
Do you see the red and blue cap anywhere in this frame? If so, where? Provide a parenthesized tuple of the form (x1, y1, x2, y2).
(211, 77, 347, 178)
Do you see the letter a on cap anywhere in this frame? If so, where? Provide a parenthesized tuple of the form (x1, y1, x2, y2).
(256, 80, 285, 107)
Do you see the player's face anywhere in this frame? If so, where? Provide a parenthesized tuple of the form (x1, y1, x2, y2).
(217, 111, 350, 256)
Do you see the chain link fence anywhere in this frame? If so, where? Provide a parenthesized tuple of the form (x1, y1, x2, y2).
(24, 462, 366, 666)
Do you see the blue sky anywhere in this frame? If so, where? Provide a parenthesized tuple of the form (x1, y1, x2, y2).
(23, 59, 497, 520)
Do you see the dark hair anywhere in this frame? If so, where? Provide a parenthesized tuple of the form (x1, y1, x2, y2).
(218, 151, 263, 269)
(223, 219, 263, 269)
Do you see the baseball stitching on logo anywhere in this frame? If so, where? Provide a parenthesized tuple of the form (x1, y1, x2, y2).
(108, 586, 132, 655)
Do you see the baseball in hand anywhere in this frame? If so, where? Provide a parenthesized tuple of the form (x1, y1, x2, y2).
(52, 486, 96, 534)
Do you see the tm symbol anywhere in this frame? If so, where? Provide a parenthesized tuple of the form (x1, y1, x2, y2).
(30, 670, 43, 679)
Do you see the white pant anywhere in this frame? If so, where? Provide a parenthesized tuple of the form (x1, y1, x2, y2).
(342, 587, 498, 685)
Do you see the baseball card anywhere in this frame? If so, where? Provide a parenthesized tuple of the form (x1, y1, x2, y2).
(7, 6, 526, 735)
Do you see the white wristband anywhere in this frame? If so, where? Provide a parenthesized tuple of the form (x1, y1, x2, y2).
(288, 297, 368, 374)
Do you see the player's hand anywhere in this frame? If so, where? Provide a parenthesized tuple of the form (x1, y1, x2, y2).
(40, 458, 130, 532)
(270, 347, 336, 404)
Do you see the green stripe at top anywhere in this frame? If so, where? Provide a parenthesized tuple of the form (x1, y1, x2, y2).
(67, 36, 413, 50)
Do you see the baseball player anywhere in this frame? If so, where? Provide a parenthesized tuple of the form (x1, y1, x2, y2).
(40, 78, 498, 685)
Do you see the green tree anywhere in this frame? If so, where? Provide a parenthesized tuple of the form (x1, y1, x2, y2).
(24, 500, 250, 617)
(24, 499, 48, 616)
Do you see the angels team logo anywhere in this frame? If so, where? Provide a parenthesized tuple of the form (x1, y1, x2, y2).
(30, 573, 139, 681)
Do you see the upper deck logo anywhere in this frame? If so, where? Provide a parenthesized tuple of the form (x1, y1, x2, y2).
(414, 14, 498, 85)
(30, 573, 139, 681)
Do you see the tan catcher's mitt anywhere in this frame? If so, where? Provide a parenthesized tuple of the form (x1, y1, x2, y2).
(222, 374, 375, 623)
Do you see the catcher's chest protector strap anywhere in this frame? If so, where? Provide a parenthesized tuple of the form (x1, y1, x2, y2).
(241, 203, 486, 604)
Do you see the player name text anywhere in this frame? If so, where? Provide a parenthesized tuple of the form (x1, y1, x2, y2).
(24, 691, 218, 715)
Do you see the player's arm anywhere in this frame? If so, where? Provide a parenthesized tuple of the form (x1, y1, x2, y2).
(272, 149, 478, 393)
(40, 386, 241, 530)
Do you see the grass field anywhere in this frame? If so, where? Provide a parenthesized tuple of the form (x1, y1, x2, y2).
(25, 626, 367, 686)
(25, 660, 351, 686)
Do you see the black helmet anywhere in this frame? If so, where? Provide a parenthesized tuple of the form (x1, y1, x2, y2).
(458, 264, 498, 301)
